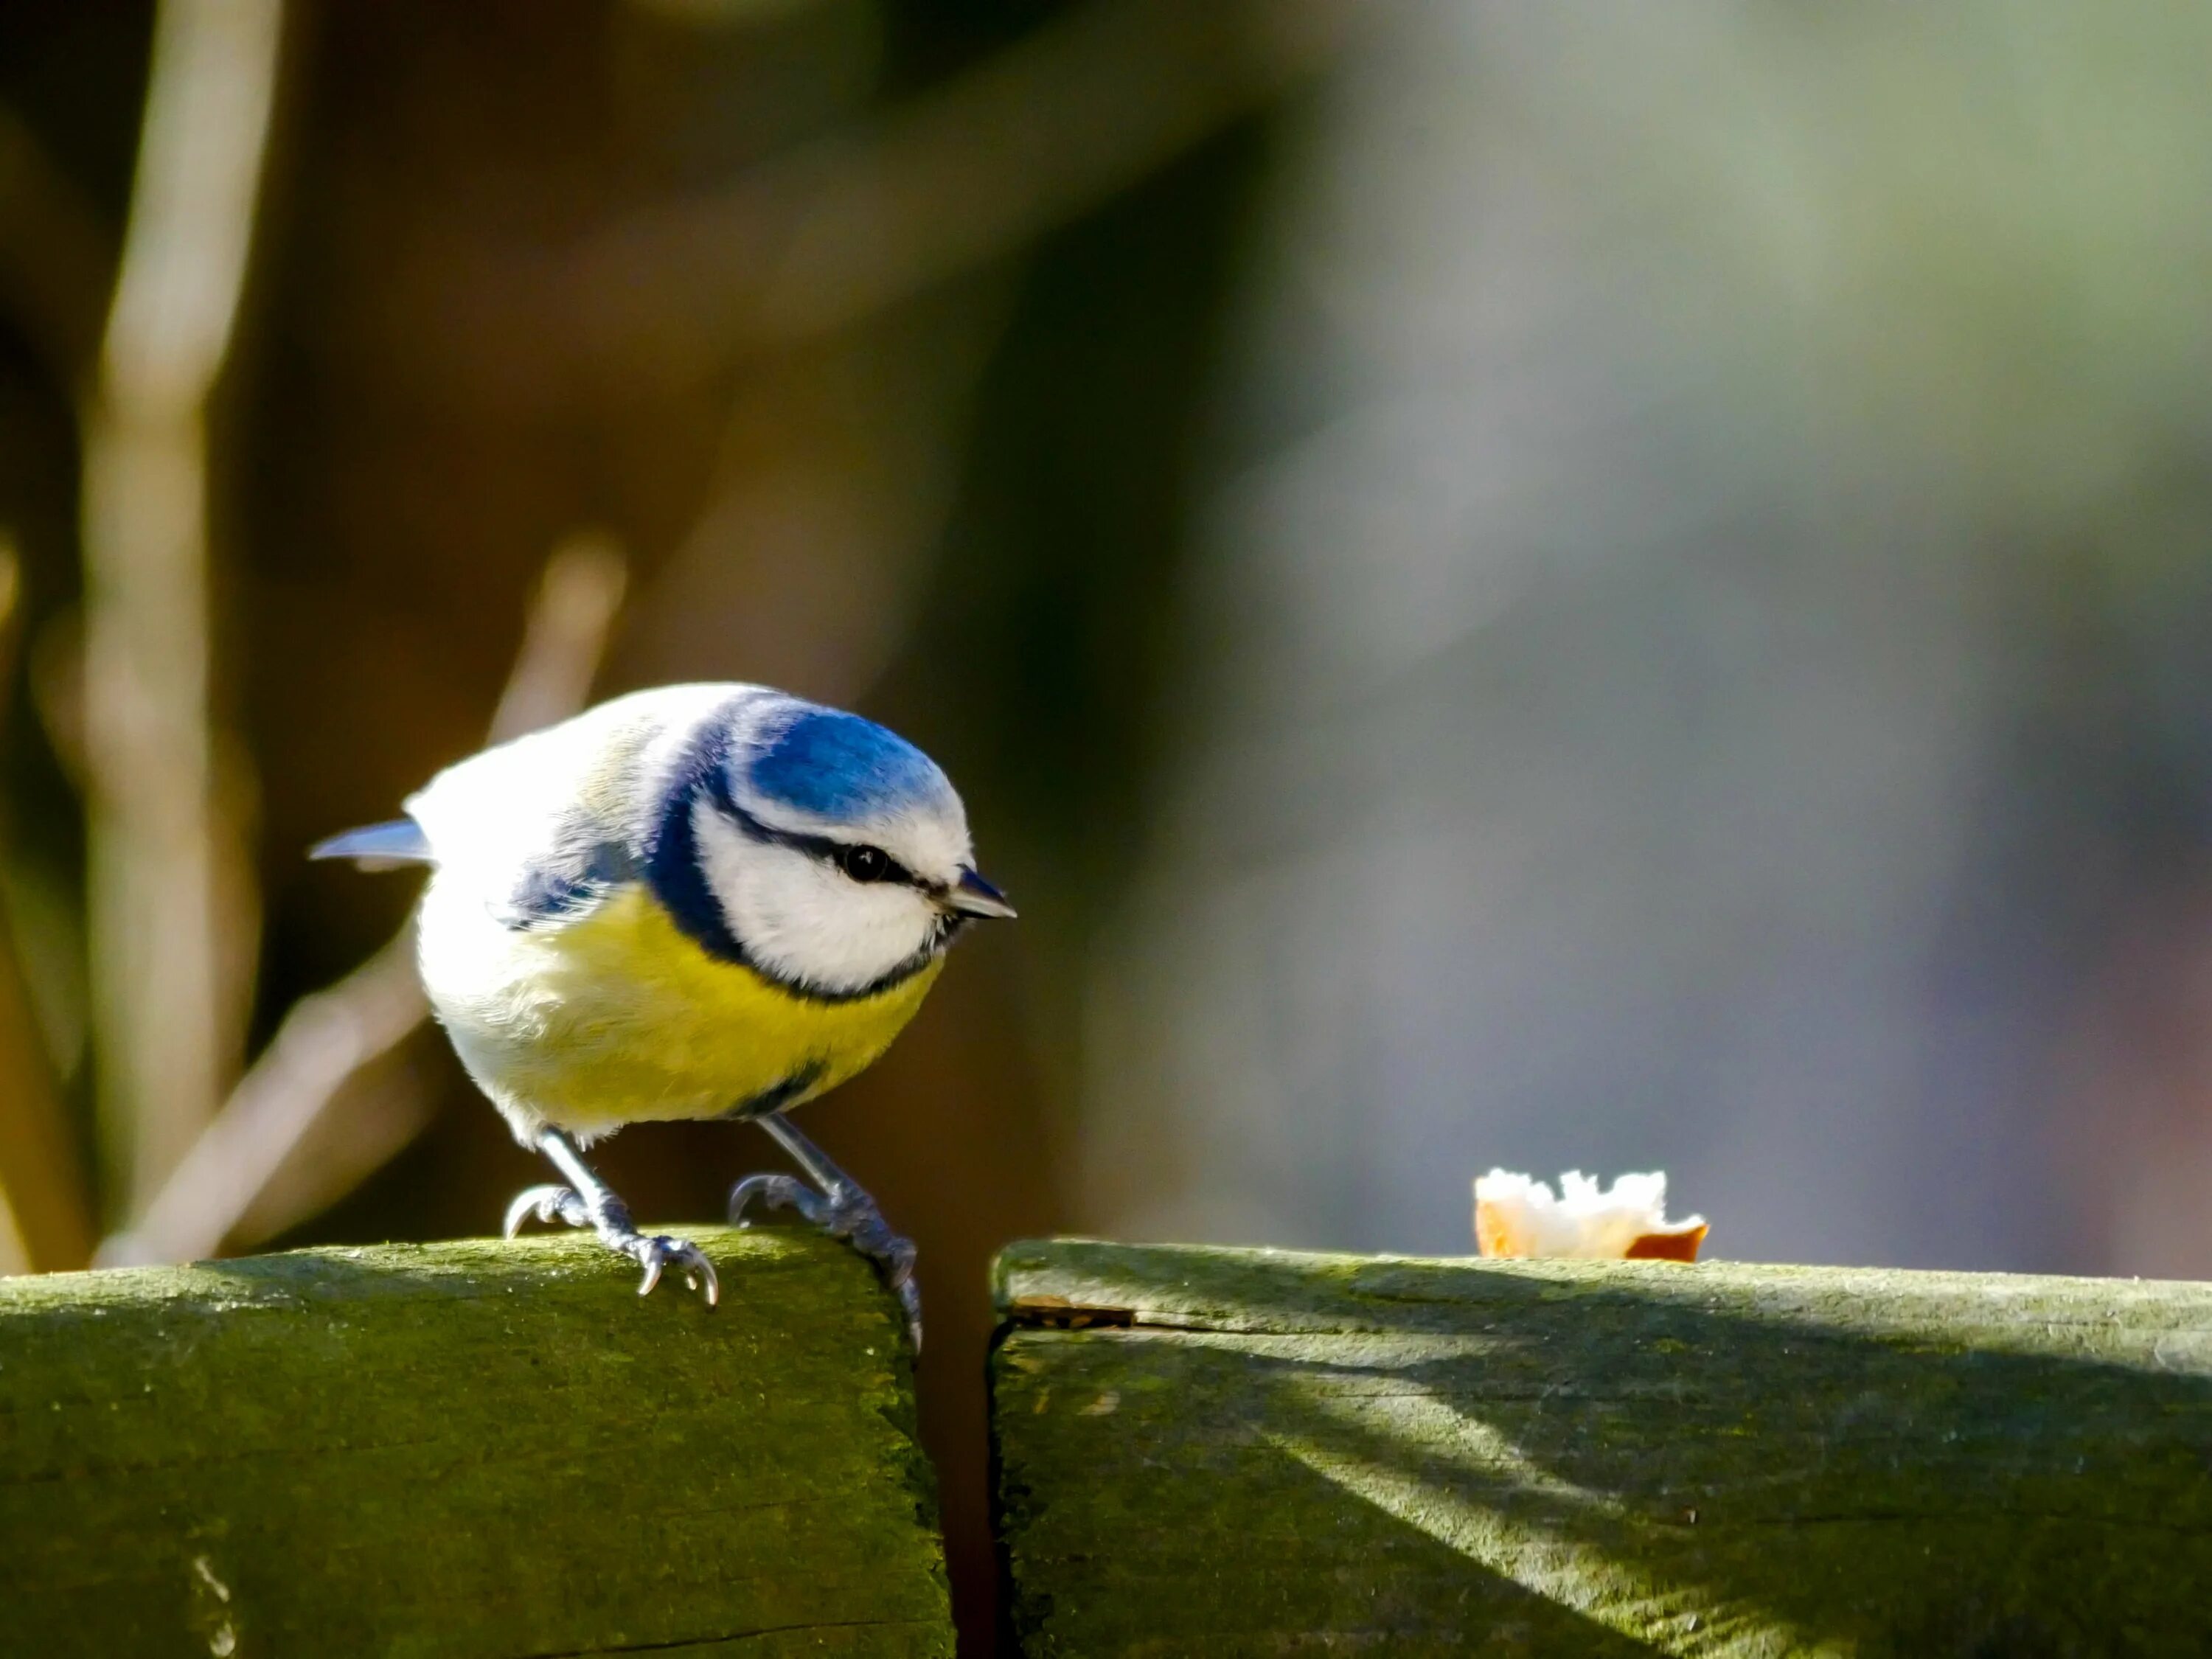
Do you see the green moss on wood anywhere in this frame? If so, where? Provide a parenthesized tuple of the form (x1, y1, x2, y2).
(992, 1242, 2212, 1657)
(0, 1227, 952, 1658)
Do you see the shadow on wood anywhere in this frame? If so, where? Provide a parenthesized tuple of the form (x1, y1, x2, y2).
(0, 1227, 951, 1657)
(990, 1241, 2212, 1656)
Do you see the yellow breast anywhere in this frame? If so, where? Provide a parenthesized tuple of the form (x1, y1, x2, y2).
(424, 883, 944, 1138)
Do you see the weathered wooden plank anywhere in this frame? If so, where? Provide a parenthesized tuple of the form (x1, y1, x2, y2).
(0, 1227, 951, 1658)
(990, 1241, 2212, 1657)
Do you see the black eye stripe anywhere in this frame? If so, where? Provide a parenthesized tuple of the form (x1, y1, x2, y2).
(714, 798, 930, 891)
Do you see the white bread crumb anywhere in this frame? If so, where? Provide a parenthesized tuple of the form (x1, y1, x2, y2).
(1475, 1169, 1708, 1261)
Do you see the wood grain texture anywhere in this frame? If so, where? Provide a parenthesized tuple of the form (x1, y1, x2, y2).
(0, 1227, 951, 1658)
(990, 1241, 2212, 1657)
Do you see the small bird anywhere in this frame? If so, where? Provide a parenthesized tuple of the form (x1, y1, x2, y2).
(312, 683, 1015, 1347)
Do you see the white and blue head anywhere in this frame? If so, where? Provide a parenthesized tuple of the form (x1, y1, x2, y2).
(648, 691, 1015, 1001)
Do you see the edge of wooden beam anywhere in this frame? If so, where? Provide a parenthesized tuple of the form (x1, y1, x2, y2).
(1, 1226, 954, 1658)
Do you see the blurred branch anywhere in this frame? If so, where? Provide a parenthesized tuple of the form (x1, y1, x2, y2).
(0, 103, 116, 389)
(0, 539, 95, 1273)
(100, 537, 627, 1267)
(599, 0, 1363, 351)
(80, 0, 283, 1217)
(482, 533, 633, 740)
(416, 0, 1369, 406)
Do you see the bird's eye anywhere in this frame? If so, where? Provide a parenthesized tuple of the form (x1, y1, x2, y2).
(840, 844, 890, 883)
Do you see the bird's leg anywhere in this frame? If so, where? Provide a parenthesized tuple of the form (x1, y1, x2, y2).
(730, 1116, 920, 1351)
(504, 1127, 718, 1306)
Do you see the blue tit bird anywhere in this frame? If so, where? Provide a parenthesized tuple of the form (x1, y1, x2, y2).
(311, 682, 1015, 1346)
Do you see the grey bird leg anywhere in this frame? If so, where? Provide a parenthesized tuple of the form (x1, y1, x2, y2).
(729, 1115, 921, 1352)
(504, 1127, 719, 1306)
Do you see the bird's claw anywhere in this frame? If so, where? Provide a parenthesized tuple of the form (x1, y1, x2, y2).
(888, 1268, 922, 1355)
(728, 1172, 824, 1227)
(630, 1234, 719, 1306)
(731, 1172, 922, 1352)
(503, 1183, 588, 1238)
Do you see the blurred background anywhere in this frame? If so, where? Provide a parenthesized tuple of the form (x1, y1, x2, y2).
(4, 0, 2212, 1647)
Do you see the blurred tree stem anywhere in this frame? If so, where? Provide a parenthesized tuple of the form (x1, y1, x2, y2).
(0, 543, 93, 1272)
(400, 0, 1368, 408)
(102, 538, 627, 1267)
(80, 0, 282, 1219)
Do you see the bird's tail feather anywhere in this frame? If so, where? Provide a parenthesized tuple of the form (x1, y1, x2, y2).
(310, 818, 434, 867)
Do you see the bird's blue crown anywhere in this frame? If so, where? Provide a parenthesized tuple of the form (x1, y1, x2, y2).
(746, 703, 952, 821)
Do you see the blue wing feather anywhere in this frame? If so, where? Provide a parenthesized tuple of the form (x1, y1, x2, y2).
(501, 835, 639, 929)
(310, 818, 434, 866)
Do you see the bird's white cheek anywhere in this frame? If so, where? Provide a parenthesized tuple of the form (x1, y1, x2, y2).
(697, 813, 938, 992)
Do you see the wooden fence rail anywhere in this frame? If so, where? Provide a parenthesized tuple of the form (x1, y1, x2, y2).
(0, 1228, 951, 1658)
(990, 1241, 2212, 1657)
(10, 1231, 2211, 1655)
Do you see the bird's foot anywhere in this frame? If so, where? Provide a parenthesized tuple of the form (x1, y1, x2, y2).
(503, 1183, 591, 1236)
(730, 1172, 920, 1350)
(503, 1183, 719, 1307)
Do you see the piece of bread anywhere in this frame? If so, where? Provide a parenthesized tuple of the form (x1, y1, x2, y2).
(1475, 1169, 1708, 1262)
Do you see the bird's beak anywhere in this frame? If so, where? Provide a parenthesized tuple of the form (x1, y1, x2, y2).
(947, 866, 1018, 920)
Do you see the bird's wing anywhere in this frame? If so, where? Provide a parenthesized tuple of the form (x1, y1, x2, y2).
(405, 683, 751, 931)
(495, 817, 641, 930)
